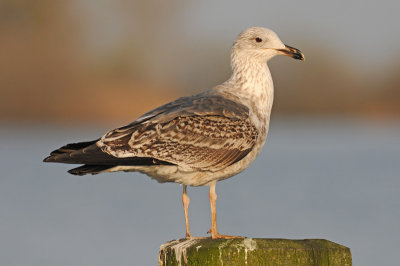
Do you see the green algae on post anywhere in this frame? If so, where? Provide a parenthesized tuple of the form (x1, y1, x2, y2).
(159, 238, 352, 266)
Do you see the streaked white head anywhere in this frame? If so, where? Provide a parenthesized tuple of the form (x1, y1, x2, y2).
(232, 27, 305, 63)
(223, 27, 305, 128)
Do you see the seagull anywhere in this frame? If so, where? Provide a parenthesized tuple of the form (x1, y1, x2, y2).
(44, 27, 304, 239)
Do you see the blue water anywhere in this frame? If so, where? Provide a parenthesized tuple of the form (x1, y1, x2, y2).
(1, 117, 399, 266)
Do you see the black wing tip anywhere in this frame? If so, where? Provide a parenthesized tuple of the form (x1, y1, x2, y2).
(67, 168, 86, 176)
(43, 156, 54, 163)
(43, 139, 100, 164)
(67, 165, 112, 176)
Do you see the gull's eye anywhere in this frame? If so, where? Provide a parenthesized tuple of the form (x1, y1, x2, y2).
(255, 37, 263, 43)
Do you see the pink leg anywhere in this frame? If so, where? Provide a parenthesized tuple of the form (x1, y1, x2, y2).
(182, 185, 192, 239)
(208, 183, 244, 239)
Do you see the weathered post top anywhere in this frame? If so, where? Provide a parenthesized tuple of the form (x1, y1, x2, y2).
(159, 238, 351, 266)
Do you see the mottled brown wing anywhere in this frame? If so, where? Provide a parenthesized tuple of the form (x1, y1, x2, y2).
(97, 94, 258, 172)
(120, 92, 250, 127)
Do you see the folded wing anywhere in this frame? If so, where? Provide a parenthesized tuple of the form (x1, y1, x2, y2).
(98, 94, 258, 172)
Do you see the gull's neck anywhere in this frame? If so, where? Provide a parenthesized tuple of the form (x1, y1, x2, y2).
(214, 52, 274, 130)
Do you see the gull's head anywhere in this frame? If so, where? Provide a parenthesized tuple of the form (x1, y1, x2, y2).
(232, 27, 305, 62)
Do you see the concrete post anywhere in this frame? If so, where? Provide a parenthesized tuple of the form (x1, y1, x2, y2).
(159, 238, 351, 266)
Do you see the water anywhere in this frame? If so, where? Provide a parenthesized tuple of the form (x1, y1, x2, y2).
(1, 117, 399, 266)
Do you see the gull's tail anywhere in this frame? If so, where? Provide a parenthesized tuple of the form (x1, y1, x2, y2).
(43, 139, 115, 175)
(43, 139, 101, 164)
(43, 140, 173, 176)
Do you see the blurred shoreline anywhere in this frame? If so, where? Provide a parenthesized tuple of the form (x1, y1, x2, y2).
(1, 1, 399, 124)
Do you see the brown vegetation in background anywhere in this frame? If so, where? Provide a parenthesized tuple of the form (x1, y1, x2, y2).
(272, 44, 400, 118)
(1, 1, 399, 125)
(0, 1, 181, 125)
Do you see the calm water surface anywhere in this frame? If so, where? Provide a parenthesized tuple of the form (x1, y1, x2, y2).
(1, 117, 399, 266)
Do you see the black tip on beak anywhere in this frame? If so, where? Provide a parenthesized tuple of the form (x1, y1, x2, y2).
(278, 44, 305, 61)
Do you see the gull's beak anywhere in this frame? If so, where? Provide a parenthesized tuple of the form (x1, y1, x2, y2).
(277, 44, 305, 61)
